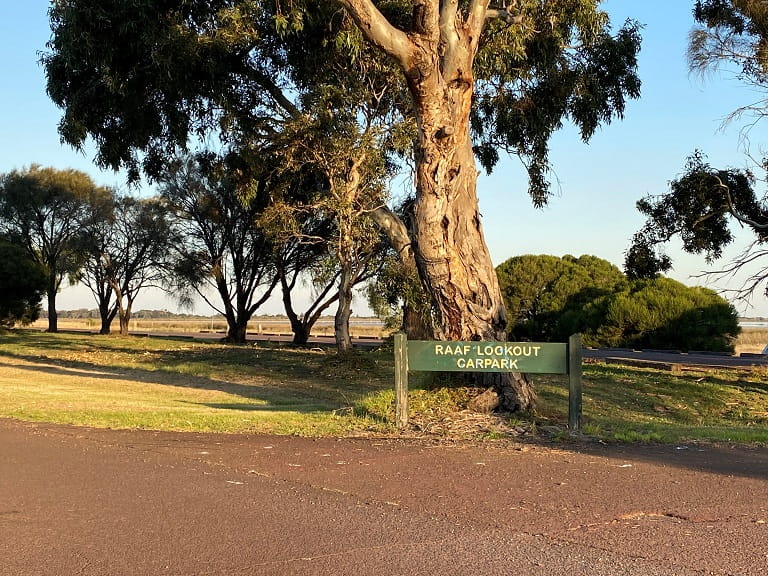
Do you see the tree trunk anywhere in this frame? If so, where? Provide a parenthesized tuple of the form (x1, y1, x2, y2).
(408, 52, 536, 412)
(290, 322, 310, 346)
(46, 289, 58, 333)
(118, 311, 130, 336)
(334, 264, 354, 353)
(226, 319, 248, 343)
(98, 302, 116, 335)
(280, 270, 312, 346)
(330, 0, 535, 410)
(401, 302, 433, 340)
(100, 315, 112, 335)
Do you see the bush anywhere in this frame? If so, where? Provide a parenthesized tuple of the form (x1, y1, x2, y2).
(0, 239, 46, 327)
(497, 255, 739, 352)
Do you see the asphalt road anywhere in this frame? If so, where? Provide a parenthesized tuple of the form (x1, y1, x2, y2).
(583, 347, 768, 369)
(2, 419, 767, 575)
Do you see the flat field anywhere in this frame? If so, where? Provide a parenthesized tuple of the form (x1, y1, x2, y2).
(30, 316, 389, 339)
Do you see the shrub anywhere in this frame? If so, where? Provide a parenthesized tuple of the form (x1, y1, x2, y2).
(497, 255, 739, 352)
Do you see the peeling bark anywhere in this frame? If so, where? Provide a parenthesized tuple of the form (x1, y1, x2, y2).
(339, 0, 536, 410)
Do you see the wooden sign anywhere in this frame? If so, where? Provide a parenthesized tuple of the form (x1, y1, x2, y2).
(394, 333, 582, 431)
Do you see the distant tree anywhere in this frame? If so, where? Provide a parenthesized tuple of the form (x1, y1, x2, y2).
(0, 165, 111, 332)
(103, 196, 173, 336)
(271, 214, 336, 346)
(159, 155, 278, 343)
(0, 239, 47, 327)
(74, 188, 119, 334)
(496, 254, 627, 340)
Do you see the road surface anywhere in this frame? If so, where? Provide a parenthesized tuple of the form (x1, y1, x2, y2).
(2, 419, 766, 575)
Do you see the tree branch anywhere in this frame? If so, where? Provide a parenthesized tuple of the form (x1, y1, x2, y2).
(248, 68, 301, 119)
(336, 0, 413, 69)
(715, 174, 768, 230)
(469, 0, 492, 41)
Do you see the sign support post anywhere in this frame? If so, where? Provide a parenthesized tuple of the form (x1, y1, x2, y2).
(568, 333, 583, 431)
(394, 332, 409, 429)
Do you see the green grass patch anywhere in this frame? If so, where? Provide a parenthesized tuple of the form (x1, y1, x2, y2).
(535, 363, 768, 444)
(0, 330, 391, 436)
(1, 330, 767, 443)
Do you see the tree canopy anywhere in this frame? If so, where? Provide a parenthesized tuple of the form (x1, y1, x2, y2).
(497, 254, 627, 340)
(689, 0, 768, 124)
(625, 2, 768, 303)
(625, 152, 765, 273)
(159, 154, 278, 343)
(43, 0, 643, 412)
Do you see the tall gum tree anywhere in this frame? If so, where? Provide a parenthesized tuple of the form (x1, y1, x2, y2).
(331, 0, 641, 410)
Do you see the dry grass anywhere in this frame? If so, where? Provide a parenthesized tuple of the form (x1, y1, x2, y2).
(31, 317, 391, 339)
(735, 328, 768, 355)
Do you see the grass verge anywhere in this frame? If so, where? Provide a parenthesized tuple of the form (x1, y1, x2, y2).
(1, 330, 767, 443)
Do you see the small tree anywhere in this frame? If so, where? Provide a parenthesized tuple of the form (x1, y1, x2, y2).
(272, 220, 336, 346)
(160, 155, 278, 343)
(0, 166, 111, 332)
(74, 188, 119, 334)
(267, 114, 394, 352)
(105, 196, 173, 336)
(0, 239, 47, 328)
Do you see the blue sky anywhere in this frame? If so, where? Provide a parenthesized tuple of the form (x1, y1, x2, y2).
(1, 1, 766, 315)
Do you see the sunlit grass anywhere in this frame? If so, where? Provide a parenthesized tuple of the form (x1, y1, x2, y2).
(0, 330, 391, 435)
(535, 363, 768, 444)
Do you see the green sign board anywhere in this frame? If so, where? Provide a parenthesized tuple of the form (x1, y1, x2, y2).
(393, 333, 582, 432)
(406, 340, 567, 374)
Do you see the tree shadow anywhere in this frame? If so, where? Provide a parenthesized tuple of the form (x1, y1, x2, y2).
(0, 351, 345, 412)
(524, 437, 768, 481)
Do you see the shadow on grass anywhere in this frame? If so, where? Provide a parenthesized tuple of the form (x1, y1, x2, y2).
(0, 330, 392, 398)
(192, 402, 332, 413)
(530, 363, 768, 480)
(0, 353, 346, 413)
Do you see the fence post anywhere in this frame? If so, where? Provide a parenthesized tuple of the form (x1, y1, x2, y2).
(394, 332, 409, 429)
(568, 333, 583, 431)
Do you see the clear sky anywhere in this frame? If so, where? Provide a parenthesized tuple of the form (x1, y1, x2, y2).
(1, 1, 766, 315)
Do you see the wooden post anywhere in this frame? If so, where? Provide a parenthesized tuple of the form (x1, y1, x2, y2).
(568, 333, 583, 431)
(394, 332, 409, 428)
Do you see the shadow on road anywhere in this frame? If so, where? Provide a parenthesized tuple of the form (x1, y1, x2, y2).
(519, 435, 768, 481)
